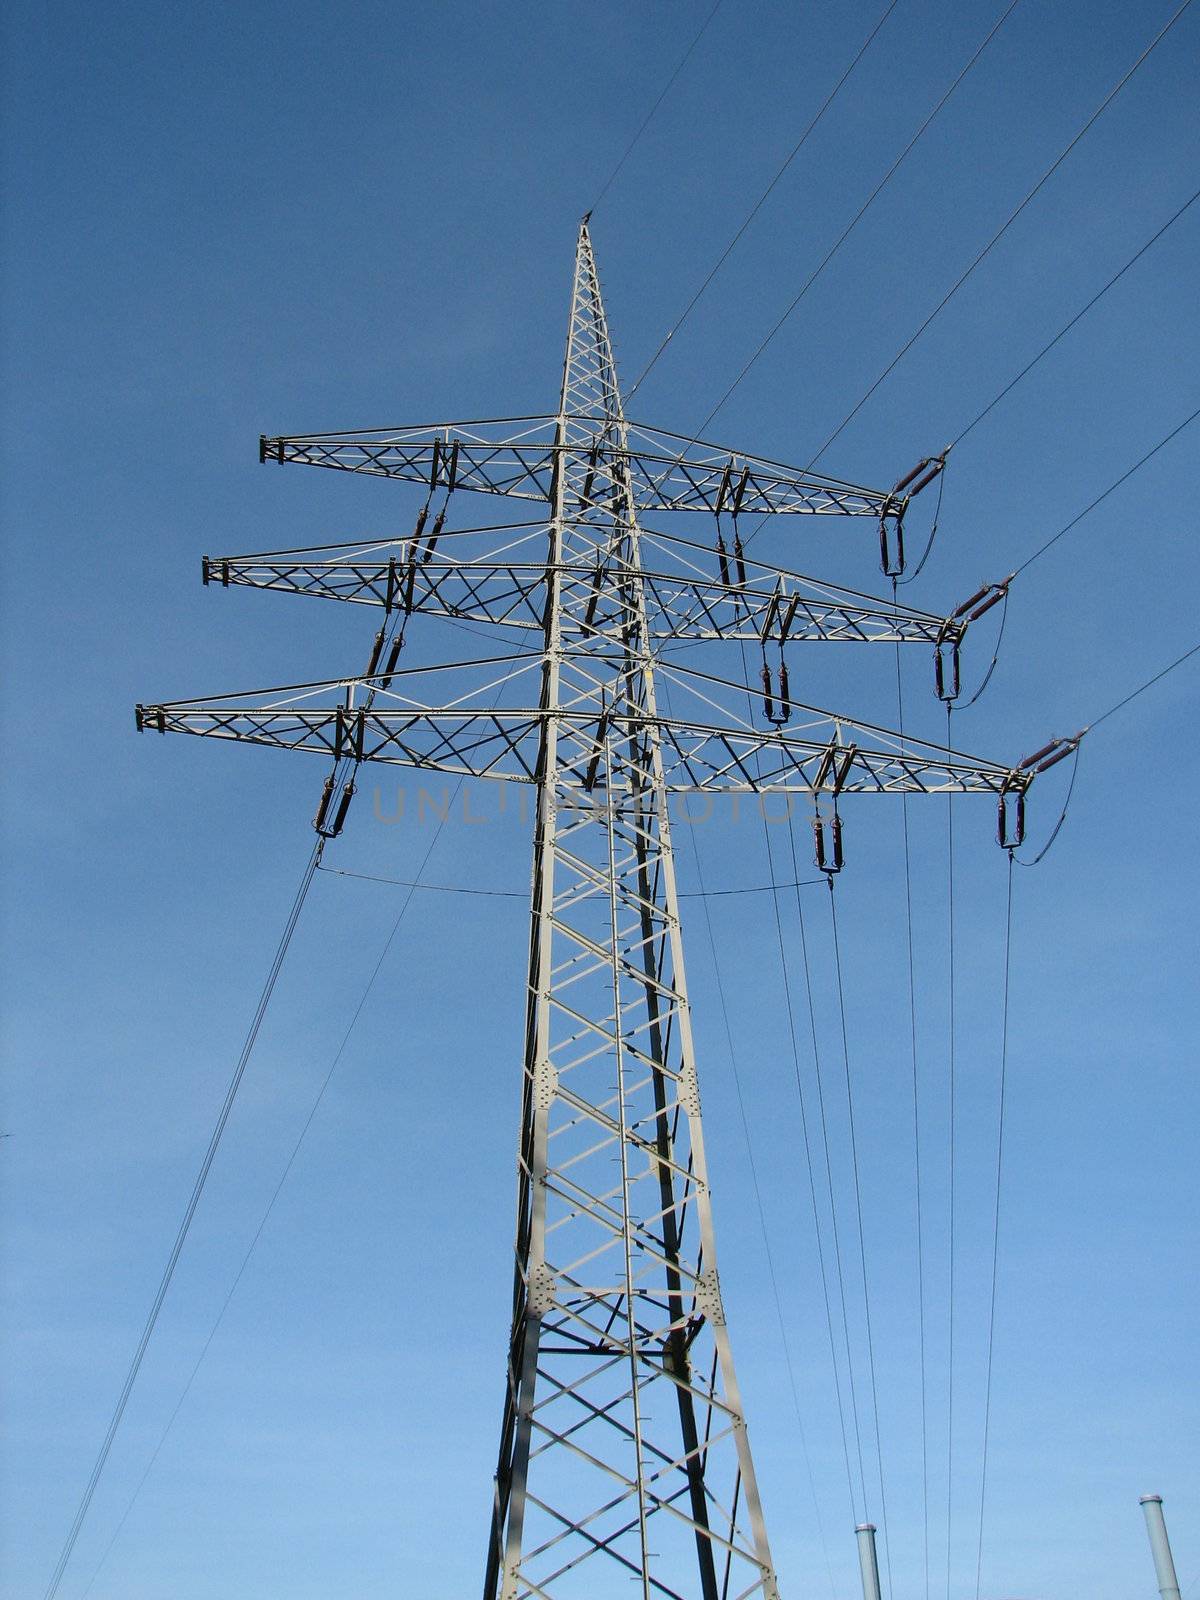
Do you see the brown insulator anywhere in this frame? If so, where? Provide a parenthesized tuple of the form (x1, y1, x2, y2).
(892, 457, 931, 494)
(423, 509, 446, 563)
(761, 664, 774, 724)
(313, 774, 335, 833)
(380, 635, 404, 686)
(365, 628, 385, 676)
(716, 533, 730, 587)
(331, 782, 355, 837)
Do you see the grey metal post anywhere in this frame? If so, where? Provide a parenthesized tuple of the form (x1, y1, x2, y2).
(1141, 1495, 1183, 1600)
(856, 1523, 882, 1600)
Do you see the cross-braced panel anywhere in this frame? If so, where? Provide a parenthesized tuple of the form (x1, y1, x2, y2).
(485, 221, 778, 1600)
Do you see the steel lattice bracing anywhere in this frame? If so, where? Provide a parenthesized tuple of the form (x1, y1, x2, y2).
(258, 420, 890, 517)
(137, 218, 1050, 1596)
(201, 533, 965, 649)
(482, 222, 780, 1600)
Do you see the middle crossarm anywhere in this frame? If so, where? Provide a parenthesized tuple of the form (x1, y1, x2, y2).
(202, 544, 957, 647)
(135, 688, 1028, 797)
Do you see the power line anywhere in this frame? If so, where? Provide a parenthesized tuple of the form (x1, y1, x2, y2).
(732, 208, 1197, 570)
(762, 794, 861, 1529)
(624, 0, 903, 405)
(690, 0, 1025, 437)
(77, 793, 470, 1596)
(590, 0, 727, 213)
(893, 630, 932, 1600)
(945, 706, 958, 1600)
(42, 838, 324, 1600)
(827, 870, 896, 1596)
(734, 636, 873, 1535)
(675, 735, 840, 1600)
(974, 637, 1200, 867)
(784, 809, 872, 1524)
(808, 0, 1197, 464)
(950, 185, 1200, 450)
(1087, 637, 1200, 730)
(973, 853, 1015, 1600)
(1012, 404, 1200, 578)
(318, 860, 824, 899)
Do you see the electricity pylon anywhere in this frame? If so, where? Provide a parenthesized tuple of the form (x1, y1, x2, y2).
(138, 219, 1061, 1598)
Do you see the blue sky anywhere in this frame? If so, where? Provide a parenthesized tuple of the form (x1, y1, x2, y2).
(1, 2, 1197, 1597)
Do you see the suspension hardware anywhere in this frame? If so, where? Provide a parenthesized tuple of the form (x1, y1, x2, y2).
(813, 809, 844, 875)
(879, 449, 947, 576)
(893, 450, 947, 498)
(935, 632, 962, 703)
(760, 663, 775, 725)
(715, 462, 733, 517)
(733, 529, 748, 588)
(952, 573, 1013, 625)
(331, 782, 355, 837)
(379, 633, 404, 687)
(422, 508, 446, 563)
(997, 785, 1026, 851)
(715, 530, 731, 587)
(365, 628, 386, 677)
(813, 740, 858, 794)
(760, 657, 791, 726)
(1017, 734, 1083, 775)
(934, 575, 1012, 703)
(996, 730, 1085, 850)
(879, 495, 906, 577)
(313, 773, 335, 834)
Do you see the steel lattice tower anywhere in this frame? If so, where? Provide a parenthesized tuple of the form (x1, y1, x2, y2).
(138, 219, 1059, 1598)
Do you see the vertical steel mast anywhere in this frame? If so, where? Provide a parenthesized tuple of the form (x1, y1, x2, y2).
(138, 217, 1055, 1597)
(484, 218, 779, 1598)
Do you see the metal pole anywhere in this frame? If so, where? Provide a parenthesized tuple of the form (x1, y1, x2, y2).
(1141, 1495, 1183, 1600)
(856, 1523, 883, 1600)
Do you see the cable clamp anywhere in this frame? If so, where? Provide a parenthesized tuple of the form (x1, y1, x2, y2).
(812, 808, 844, 875)
(879, 494, 906, 577)
(1017, 731, 1085, 776)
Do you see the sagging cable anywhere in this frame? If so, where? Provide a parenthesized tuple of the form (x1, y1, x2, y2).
(996, 731, 1085, 855)
(887, 447, 950, 583)
(935, 574, 1013, 704)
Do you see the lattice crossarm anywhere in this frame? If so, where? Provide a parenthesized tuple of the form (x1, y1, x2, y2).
(134, 694, 1030, 800)
(257, 421, 891, 518)
(207, 552, 552, 628)
(259, 418, 561, 501)
(200, 546, 955, 649)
